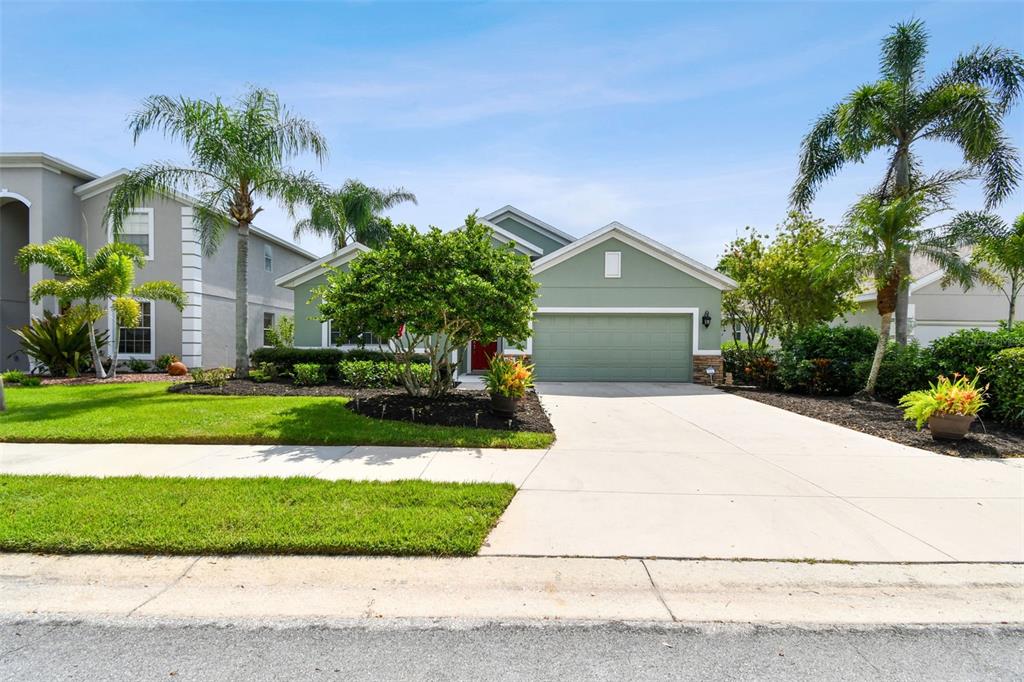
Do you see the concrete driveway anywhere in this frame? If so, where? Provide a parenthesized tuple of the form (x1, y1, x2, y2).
(482, 383, 1024, 562)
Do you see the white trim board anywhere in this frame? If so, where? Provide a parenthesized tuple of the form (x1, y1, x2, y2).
(480, 219, 545, 256)
(855, 269, 947, 302)
(532, 222, 736, 291)
(534, 307, 720, 356)
(275, 242, 371, 288)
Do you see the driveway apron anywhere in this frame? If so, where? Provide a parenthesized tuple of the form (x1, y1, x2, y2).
(481, 383, 1023, 562)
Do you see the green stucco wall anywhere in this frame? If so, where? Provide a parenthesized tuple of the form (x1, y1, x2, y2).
(533, 237, 723, 352)
(494, 216, 567, 256)
(290, 263, 351, 347)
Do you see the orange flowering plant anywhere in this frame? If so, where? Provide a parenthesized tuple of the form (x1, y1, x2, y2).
(898, 371, 988, 430)
(482, 355, 535, 399)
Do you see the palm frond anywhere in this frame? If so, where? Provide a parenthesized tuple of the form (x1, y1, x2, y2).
(836, 82, 898, 160)
(192, 203, 234, 256)
(133, 280, 187, 311)
(791, 105, 847, 208)
(880, 20, 929, 88)
(104, 163, 221, 233)
(14, 237, 86, 277)
(940, 45, 1024, 114)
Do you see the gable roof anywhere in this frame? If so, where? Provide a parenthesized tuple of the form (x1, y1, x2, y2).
(275, 242, 372, 289)
(480, 218, 545, 257)
(482, 205, 576, 247)
(532, 221, 737, 291)
(0, 152, 97, 181)
(73, 169, 318, 261)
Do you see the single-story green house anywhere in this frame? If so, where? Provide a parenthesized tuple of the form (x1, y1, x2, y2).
(275, 206, 735, 383)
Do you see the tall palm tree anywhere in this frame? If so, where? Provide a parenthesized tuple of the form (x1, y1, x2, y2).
(841, 190, 974, 395)
(293, 179, 416, 250)
(16, 237, 185, 379)
(105, 87, 328, 375)
(947, 211, 1024, 327)
(792, 19, 1024, 345)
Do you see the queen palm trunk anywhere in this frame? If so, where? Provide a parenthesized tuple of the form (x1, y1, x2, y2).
(86, 303, 107, 379)
(864, 274, 900, 396)
(893, 149, 912, 346)
(235, 223, 250, 376)
(0, 376, 6, 412)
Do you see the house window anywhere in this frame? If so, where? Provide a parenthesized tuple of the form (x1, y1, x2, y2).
(604, 251, 621, 278)
(263, 312, 275, 346)
(328, 322, 381, 347)
(264, 244, 273, 272)
(114, 208, 154, 259)
(119, 301, 153, 356)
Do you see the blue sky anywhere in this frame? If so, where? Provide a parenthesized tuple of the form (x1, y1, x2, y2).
(2, 1, 1022, 263)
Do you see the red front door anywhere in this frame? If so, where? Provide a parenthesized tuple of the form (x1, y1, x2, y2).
(471, 340, 498, 372)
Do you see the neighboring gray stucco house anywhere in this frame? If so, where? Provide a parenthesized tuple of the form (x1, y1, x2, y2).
(836, 254, 1023, 344)
(276, 206, 735, 383)
(0, 153, 315, 372)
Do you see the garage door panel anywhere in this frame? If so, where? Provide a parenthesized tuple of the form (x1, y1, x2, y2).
(533, 313, 693, 382)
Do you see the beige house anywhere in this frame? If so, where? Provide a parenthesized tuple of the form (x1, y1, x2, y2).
(837, 256, 1020, 343)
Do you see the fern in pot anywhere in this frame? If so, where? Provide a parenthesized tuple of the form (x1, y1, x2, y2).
(482, 355, 534, 418)
(899, 372, 987, 440)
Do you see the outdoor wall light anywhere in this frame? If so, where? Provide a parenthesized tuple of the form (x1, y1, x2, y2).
(702, 310, 712, 328)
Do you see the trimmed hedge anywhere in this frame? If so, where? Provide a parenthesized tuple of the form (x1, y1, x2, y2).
(930, 326, 1024, 380)
(990, 347, 1024, 428)
(867, 341, 936, 404)
(251, 347, 429, 378)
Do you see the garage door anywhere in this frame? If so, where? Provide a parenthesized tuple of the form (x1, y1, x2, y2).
(532, 313, 693, 381)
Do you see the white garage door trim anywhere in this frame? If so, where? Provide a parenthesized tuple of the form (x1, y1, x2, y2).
(535, 307, 720, 356)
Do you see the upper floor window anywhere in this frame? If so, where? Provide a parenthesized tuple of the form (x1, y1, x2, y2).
(114, 208, 154, 259)
(328, 323, 382, 348)
(604, 251, 621, 278)
(264, 244, 273, 272)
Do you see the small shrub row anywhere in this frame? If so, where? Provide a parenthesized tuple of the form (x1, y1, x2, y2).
(336, 360, 432, 388)
(2, 370, 42, 387)
(250, 347, 429, 378)
(292, 363, 328, 386)
(191, 367, 234, 387)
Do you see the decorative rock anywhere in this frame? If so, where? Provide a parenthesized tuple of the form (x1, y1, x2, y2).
(168, 361, 189, 376)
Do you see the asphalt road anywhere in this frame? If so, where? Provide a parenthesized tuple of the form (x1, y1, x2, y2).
(1, 620, 1021, 681)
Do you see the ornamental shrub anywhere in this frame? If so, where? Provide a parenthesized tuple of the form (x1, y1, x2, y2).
(1, 370, 27, 385)
(776, 325, 876, 395)
(292, 363, 328, 386)
(722, 346, 778, 387)
(868, 341, 937, 403)
(929, 326, 1024, 380)
(190, 367, 234, 387)
(990, 347, 1024, 427)
(155, 354, 179, 372)
(337, 360, 400, 389)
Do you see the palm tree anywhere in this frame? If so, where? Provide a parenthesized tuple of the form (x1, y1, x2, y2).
(792, 19, 1024, 345)
(841, 190, 974, 395)
(105, 87, 328, 376)
(16, 237, 185, 379)
(293, 179, 416, 250)
(947, 212, 1024, 327)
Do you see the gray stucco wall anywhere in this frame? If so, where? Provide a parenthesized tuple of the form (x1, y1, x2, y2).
(0, 201, 31, 370)
(534, 237, 724, 352)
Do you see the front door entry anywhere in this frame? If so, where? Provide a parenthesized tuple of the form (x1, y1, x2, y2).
(470, 340, 499, 372)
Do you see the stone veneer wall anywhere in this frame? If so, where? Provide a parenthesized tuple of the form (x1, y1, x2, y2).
(693, 355, 724, 386)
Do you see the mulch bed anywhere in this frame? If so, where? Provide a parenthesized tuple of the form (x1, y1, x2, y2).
(726, 387, 1023, 458)
(41, 373, 190, 386)
(169, 379, 554, 434)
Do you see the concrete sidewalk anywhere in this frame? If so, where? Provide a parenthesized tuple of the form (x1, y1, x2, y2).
(1, 554, 1020, 625)
(0, 442, 548, 485)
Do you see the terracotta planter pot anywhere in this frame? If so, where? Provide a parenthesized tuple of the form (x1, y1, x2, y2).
(490, 393, 521, 418)
(927, 413, 976, 441)
(167, 361, 189, 377)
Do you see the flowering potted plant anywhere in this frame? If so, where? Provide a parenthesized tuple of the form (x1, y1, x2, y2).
(482, 355, 534, 418)
(898, 372, 987, 440)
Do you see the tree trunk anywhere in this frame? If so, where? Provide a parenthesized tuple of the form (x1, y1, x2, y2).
(895, 251, 911, 346)
(0, 376, 6, 412)
(863, 311, 893, 396)
(235, 223, 250, 377)
(109, 311, 120, 378)
(1008, 275, 1018, 328)
(86, 304, 107, 379)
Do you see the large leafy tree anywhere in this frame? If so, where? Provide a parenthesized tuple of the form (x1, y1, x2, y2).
(15, 237, 185, 379)
(792, 19, 1024, 345)
(717, 214, 857, 348)
(320, 214, 538, 397)
(293, 179, 416, 250)
(840, 190, 974, 395)
(105, 87, 328, 375)
(947, 211, 1024, 327)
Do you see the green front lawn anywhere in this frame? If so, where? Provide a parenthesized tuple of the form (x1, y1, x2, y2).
(0, 382, 552, 449)
(0, 475, 515, 556)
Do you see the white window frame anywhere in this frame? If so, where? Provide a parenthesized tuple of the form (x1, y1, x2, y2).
(264, 243, 273, 272)
(321, 320, 388, 351)
(108, 208, 155, 261)
(604, 251, 621, 278)
(109, 298, 156, 360)
(263, 311, 276, 347)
